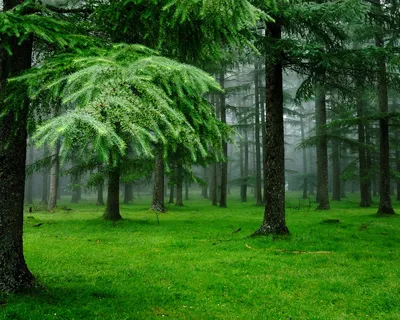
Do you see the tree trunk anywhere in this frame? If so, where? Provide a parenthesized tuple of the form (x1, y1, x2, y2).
(254, 62, 263, 206)
(241, 125, 249, 202)
(219, 71, 228, 208)
(47, 139, 60, 211)
(70, 171, 81, 203)
(103, 156, 122, 221)
(374, 2, 394, 214)
(185, 180, 189, 200)
(175, 161, 183, 206)
(340, 146, 347, 198)
(260, 84, 267, 203)
(300, 116, 308, 198)
(41, 145, 49, 205)
(331, 139, 341, 201)
(96, 181, 105, 206)
(315, 85, 330, 210)
(202, 167, 208, 198)
(169, 185, 175, 204)
(0, 4, 34, 291)
(151, 146, 165, 212)
(253, 21, 289, 236)
(123, 182, 133, 204)
(357, 94, 370, 207)
(25, 143, 34, 204)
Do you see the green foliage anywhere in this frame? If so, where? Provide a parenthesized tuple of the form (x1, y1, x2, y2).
(14, 43, 225, 163)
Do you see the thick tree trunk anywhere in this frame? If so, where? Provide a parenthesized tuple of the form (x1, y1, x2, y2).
(175, 161, 183, 206)
(0, 5, 34, 291)
(253, 22, 289, 236)
(103, 158, 122, 221)
(374, 2, 394, 214)
(254, 62, 263, 206)
(70, 172, 81, 203)
(300, 116, 308, 198)
(332, 140, 341, 201)
(315, 85, 330, 210)
(151, 147, 165, 212)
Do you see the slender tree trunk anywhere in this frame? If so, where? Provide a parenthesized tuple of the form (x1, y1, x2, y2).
(169, 185, 175, 204)
(366, 123, 373, 202)
(175, 161, 183, 206)
(357, 94, 370, 206)
(0, 5, 34, 291)
(185, 180, 189, 200)
(253, 21, 289, 236)
(71, 170, 81, 204)
(260, 86, 267, 203)
(219, 71, 228, 208)
(202, 167, 208, 199)
(151, 146, 165, 212)
(210, 163, 217, 206)
(254, 62, 263, 206)
(41, 145, 49, 205)
(103, 158, 122, 221)
(308, 118, 315, 195)
(341, 146, 347, 198)
(300, 116, 308, 198)
(374, 2, 394, 214)
(25, 143, 34, 204)
(96, 181, 105, 206)
(123, 183, 133, 204)
(48, 139, 61, 211)
(332, 139, 341, 201)
(315, 85, 330, 210)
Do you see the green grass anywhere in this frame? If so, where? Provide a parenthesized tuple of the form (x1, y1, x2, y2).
(2, 191, 400, 319)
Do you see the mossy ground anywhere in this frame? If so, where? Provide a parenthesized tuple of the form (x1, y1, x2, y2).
(2, 191, 400, 319)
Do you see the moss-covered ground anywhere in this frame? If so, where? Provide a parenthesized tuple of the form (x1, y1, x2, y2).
(2, 191, 400, 319)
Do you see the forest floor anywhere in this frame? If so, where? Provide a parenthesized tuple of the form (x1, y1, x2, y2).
(1, 191, 400, 319)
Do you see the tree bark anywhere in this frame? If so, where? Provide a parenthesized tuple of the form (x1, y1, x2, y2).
(300, 115, 308, 198)
(253, 21, 289, 236)
(357, 94, 370, 207)
(25, 143, 34, 204)
(254, 62, 263, 206)
(48, 140, 60, 211)
(175, 160, 183, 206)
(103, 155, 122, 221)
(0, 1, 34, 291)
(331, 139, 341, 201)
(315, 85, 330, 210)
(202, 167, 208, 198)
(123, 182, 133, 204)
(41, 145, 49, 205)
(374, 1, 394, 214)
(96, 181, 105, 206)
(151, 146, 165, 212)
(219, 71, 228, 208)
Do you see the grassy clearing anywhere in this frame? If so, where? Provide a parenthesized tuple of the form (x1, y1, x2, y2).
(2, 191, 400, 319)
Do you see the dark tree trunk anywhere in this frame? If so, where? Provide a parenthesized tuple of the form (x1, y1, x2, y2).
(396, 131, 400, 201)
(0, 4, 34, 291)
(332, 139, 341, 201)
(300, 116, 308, 198)
(25, 143, 34, 204)
(175, 161, 183, 206)
(315, 85, 330, 210)
(260, 83, 267, 203)
(185, 180, 189, 200)
(308, 118, 315, 195)
(253, 21, 289, 236)
(70, 172, 81, 204)
(374, 2, 394, 214)
(219, 71, 228, 208)
(123, 183, 133, 204)
(357, 95, 371, 207)
(202, 167, 208, 198)
(48, 140, 60, 211)
(210, 162, 218, 206)
(41, 145, 49, 205)
(169, 185, 175, 204)
(366, 123, 373, 202)
(151, 146, 165, 212)
(254, 62, 263, 206)
(241, 125, 249, 202)
(341, 146, 347, 198)
(103, 156, 122, 221)
(96, 181, 105, 206)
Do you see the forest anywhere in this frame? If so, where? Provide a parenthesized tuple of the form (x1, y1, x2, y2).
(1, 0, 400, 318)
